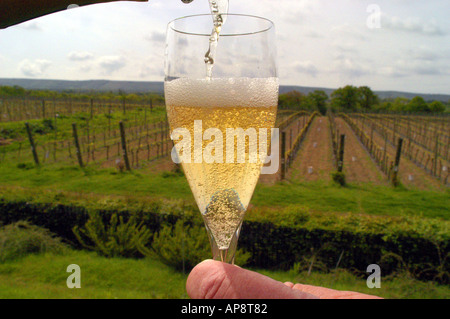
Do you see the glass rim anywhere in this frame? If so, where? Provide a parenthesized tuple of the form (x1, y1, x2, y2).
(167, 13, 275, 37)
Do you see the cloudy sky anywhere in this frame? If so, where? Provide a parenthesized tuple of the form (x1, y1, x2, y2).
(0, 0, 449, 94)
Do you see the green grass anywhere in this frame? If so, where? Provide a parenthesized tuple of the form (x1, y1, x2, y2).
(0, 162, 447, 220)
(0, 163, 193, 202)
(258, 268, 450, 299)
(0, 249, 448, 299)
(252, 180, 450, 219)
(0, 250, 188, 299)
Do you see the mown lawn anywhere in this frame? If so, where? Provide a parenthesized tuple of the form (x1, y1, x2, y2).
(0, 250, 188, 299)
(0, 162, 448, 220)
(0, 249, 448, 299)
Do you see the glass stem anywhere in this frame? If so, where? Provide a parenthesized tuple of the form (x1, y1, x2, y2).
(205, 221, 243, 264)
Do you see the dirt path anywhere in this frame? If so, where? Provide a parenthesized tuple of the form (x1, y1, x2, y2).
(334, 117, 387, 185)
(351, 117, 445, 191)
(287, 116, 335, 182)
(258, 115, 309, 185)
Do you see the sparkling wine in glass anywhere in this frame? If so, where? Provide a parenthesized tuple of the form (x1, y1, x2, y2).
(164, 13, 278, 264)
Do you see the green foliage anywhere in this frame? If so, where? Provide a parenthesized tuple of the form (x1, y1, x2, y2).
(0, 221, 67, 262)
(331, 85, 380, 111)
(73, 211, 153, 258)
(278, 90, 304, 109)
(331, 171, 346, 186)
(144, 219, 250, 272)
(25, 118, 56, 135)
(408, 96, 430, 113)
(0, 85, 164, 102)
(143, 219, 210, 271)
(391, 97, 409, 112)
(278, 90, 329, 113)
(428, 101, 445, 113)
(0, 85, 26, 97)
(306, 90, 328, 115)
(0, 127, 19, 139)
(358, 86, 379, 110)
(330, 85, 361, 111)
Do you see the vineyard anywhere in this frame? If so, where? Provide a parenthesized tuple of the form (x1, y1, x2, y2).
(0, 96, 449, 190)
(0, 97, 173, 170)
(0, 94, 449, 299)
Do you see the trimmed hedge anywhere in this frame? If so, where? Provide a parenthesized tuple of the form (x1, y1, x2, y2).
(0, 188, 448, 283)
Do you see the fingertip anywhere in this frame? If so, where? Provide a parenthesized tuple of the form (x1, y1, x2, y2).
(284, 281, 294, 288)
(186, 259, 232, 299)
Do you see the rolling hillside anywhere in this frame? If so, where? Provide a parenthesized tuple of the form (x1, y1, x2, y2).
(1, 78, 449, 102)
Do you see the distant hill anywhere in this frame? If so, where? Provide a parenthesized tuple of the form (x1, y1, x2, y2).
(0, 78, 449, 102)
(278, 85, 450, 102)
(0, 78, 165, 95)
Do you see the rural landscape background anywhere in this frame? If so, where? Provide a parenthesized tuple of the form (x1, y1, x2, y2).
(0, 78, 448, 299)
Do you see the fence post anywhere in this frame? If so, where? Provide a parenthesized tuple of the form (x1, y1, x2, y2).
(391, 138, 403, 187)
(41, 100, 46, 119)
(72, 123, 84, 168)
(289, 128, 294, 150)
(433, 134, 439, 176)
(25, 122, 39, 166)
(337, 134, 345, 172)
(280, 131, 286, 180)
(370, 124, 374, 153)
(90, 98, 94, 119)
(119, 121, 131, 171)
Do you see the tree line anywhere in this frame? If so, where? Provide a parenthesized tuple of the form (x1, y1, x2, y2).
(0, 85, 164, 104)
(278, 85, 448, 114)
(1, 84, 448, 114)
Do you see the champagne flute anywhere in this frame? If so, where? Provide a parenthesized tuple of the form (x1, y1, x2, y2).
(164, 13, 278, 264)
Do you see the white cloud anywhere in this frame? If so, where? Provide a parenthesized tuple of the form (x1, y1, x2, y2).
(397, 59, 448, 76)
(381, 14, 446, 36)
(330, 24, 367, 41)
(145, 31, 166, 43)
(18, 59, 51, 77)
(97, 55, 126, 75)
(407, 47, 443, 61)
(139, 63, 164, 78)
(292, 61, 318, 77)
(68, 51, 94, 61)
(332, 57, 372, 78)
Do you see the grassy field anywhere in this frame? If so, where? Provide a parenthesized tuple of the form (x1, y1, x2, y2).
(1, 249, 448, 299)
(0, 161, 447, 220)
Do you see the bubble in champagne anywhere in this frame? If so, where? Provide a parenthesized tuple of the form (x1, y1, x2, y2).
(203, 189, 245, 250)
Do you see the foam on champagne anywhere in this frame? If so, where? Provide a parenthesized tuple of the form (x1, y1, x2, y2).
(165, 77, 279, 108)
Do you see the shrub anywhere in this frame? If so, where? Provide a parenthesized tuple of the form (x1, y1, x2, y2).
(144, 219, 250, 272)
(73, 211, 153, 258)
(0, 221, 67, 262)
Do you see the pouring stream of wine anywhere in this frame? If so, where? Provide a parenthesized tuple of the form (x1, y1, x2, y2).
(205, 0, 229, 79)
